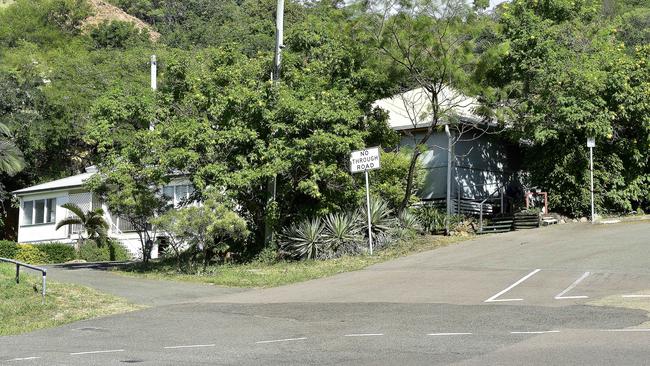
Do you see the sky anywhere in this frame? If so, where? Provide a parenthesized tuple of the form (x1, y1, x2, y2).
(490, 0, 507, 8)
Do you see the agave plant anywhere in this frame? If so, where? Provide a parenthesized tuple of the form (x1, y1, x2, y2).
(323, 212, 361, 253)
(398, 209, 421, 232)
(280, 217, 325, 260)
(358, 197, 394, 235)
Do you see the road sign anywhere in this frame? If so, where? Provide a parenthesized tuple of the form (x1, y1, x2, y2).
(350, 147, 381, 173)
(349, 147, 382, 255)
(587, 137, 595, 148)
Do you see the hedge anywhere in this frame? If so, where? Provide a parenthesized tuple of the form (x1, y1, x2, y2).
(14, 244, 48, 264)
(0, 240, 18, 259)
(37, 243, 76, 263)
(78, 240, 131, 262)
(0, 240, 131, 264)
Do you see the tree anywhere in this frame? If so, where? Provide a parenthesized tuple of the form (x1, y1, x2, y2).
(481, 0, 650, 215)
(364, 0, 495, 211)
(154, 192, 249, 271)
(55, 202, 109, 250)
(87, 129, 169, 263)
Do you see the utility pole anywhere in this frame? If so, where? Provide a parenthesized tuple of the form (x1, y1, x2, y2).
(587, 137, 595, 223)
(149, 55, 157, 131)
(264, 0, 284, 246)
(445, 125, 453, 234)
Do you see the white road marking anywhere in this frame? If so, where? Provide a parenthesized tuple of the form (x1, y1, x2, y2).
(427, 333, 473, 336)
(344, 333, 384, 337)
(555, 272, 590, 300)
(601, 329, 650, 332)
(6, 357, 41, 362)
(164, 344, 215, 349)
(256, 337, 307, 344)
(622, 295, 650, 298)
(510, 330, 560, 334)
(70, 349, 125, 356)
(484, 269, 541, 303)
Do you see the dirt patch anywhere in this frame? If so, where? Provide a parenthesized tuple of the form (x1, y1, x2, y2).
(82, 0, 160, 42)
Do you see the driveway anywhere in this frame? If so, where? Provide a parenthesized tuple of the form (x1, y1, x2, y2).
(2, 221, 649, 365)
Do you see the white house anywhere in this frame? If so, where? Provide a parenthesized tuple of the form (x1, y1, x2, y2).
(12, 166, 193, 258)
(374, 87, 515, 215)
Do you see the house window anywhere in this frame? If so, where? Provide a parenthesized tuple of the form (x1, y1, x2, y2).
(23, 198, 56, 225)
(162, 184, 194, 207)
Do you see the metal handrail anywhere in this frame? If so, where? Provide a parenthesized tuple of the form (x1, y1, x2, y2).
(479, 183, 507, 232)
(1, 257, 47, 303)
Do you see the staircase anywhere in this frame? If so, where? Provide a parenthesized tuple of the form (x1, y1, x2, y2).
(479, 215, 514, 234)
(513, 213, 540, 230)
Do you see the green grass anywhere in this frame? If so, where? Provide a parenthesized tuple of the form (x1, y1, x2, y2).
(0, 0, 15, 8)
(115, 235, 469, 288)
(0, 263, 145, 336)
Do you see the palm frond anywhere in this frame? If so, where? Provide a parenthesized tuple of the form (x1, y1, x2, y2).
(0, 122, 11, 137)
(60, 203, 86, 222)
(0, 140, 26, 176)
(55, 218, 82, 230)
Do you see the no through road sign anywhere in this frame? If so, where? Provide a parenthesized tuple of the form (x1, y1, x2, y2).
(350, 147, 381, 173)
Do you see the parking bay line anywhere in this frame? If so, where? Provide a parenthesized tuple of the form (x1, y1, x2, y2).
(256, 337, 307, 344)
(6, 357, 41, 362)
(164, 344, 215, 349)
(622, 295, 650, 298)
(484, 269, 541, 303)
(344, 333, 384, 337)
(601, 329, 650, 332)
(555, 271, 590, 300)
(511, 330, 560, 335)
(70, 349, 125, 356)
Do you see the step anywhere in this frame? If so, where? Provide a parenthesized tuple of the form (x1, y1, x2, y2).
(480, 224, 513, 230)
(478, 228, 512, 234)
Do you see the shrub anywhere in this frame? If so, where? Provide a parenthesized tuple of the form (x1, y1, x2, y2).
(280, 217, 326, 260)
(14, 244, 47, 264)
(78, 240, 131, 262)
(0, 240, 18, 258)
(415, 205, 445, 234)
(37, 242, 76, 263)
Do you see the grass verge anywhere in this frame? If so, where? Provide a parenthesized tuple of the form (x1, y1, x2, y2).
(0, 263, 145, 336)
(115, 235, 469, 288)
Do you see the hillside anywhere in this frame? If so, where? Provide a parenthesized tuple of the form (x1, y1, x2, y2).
(82, 0, 160, 41)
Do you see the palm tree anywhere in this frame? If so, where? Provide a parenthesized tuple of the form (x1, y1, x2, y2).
(0, 122, 25, 176)
(55, 203, 109, 250)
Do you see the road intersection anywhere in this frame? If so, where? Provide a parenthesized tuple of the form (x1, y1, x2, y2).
(1, 221, 649, 365)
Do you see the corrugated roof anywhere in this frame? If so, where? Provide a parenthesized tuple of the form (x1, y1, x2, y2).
(12, 171, 96, 195)
(373, 87, 483, 131)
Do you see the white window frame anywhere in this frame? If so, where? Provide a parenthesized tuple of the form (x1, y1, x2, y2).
(22, 198, 56, 226)
(162, 184, 194, 207)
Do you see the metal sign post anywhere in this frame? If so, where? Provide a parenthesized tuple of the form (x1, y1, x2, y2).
(587, 137, 595, 224)
(364, 170, 373, 255)
(350, 147, 381, 255)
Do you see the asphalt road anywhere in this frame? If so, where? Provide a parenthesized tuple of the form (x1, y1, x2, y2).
(1, 221, 649, 365)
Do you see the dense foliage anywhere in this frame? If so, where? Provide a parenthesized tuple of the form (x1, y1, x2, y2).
(481, 0, 650, 215)
(1, 0, 648, 252)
